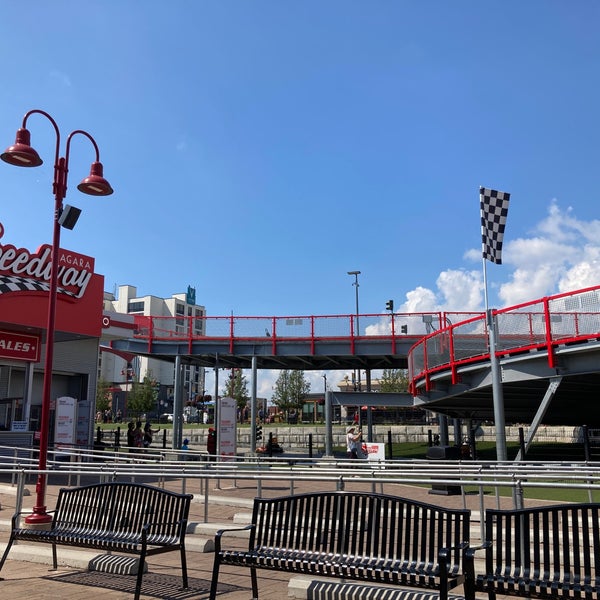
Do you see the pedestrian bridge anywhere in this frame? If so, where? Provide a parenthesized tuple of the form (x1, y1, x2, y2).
(111, 311, 455, 371)
(111, 285, 600, 426)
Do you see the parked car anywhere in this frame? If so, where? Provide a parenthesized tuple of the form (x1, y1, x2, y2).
(159, 413, 188, 424)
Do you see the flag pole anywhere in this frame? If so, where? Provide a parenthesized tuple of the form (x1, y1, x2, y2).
(480, 186, 510, 462)
(483, 255, 507, 461)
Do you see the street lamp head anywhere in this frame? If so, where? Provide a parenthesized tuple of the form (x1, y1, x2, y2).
(77, 161, 113, 196)
(347, 270, 361, 276)
(1, 128, 43, 167)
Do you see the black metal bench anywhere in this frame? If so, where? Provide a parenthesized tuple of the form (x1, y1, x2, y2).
(0, 481, 193, 600)
(464, 503, 600, 600)
(210, 490, 471, 600)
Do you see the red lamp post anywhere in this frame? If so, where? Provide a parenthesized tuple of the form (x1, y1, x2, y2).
(1, 109, 113, 524)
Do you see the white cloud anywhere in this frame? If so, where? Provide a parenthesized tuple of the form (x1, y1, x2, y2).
(436, 270, 482, 311)
(498, 265, 559, 306)
(497, 203, 600, 305)
(396, 271, 482, 315)
(402, 286, 438, 312)
(503, 236, 576, 270)
(535, 201, 600, 244)
(559, 250, 600, 293)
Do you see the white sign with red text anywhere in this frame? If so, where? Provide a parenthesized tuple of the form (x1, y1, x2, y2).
(362, 442, 386, 464)
(218, 396, 237, 460)
(55, 396, 76, 446)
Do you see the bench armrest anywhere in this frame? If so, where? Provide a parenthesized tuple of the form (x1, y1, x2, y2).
(464, 541, 491, 564)
(438, 541, 469, 570)
(142, 518, 189, 538)
(214, 524, 255, 553)
(463, 541, 491, 600)
(437, 543, 469, 600)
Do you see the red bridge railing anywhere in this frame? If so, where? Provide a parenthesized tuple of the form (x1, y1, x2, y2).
(408, 285, 600, 394)
(130, 311, 481, 356)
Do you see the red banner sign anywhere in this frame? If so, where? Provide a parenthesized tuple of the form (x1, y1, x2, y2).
(0, 330, 40, 362)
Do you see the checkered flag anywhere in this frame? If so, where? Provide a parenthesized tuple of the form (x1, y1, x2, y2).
(0, 275, 78, 298)
(480, 187, 510, 264)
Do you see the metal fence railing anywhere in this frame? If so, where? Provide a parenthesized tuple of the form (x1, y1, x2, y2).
(3, 442, 600, 544)
(409, 285, 600, 392)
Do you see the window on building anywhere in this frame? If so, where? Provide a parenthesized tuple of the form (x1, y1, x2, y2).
(128, 301, 145, 313)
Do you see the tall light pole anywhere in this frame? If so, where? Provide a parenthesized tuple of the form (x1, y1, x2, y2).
(321, 373, 327, 422)
(347, 271, 361, 335)
(1, 109, 113, 524)
(347, 270, 361, 392)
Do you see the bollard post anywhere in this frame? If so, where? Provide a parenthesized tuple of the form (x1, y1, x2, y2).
(308, 433, 313, 458)
(469, 426, 477, 461)
(204, 468, 210, 523)
(387, 430, 393, 460)
(583, 424, 591, 461)
(514, 479, 524, 509)
(518, 427, 525, 459)
(15, 470, 25, 526)
(257, 464, 263, 498)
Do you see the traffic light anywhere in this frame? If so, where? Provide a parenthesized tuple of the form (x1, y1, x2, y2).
(385, 299, 394, 312)
(400, 324, 408, 334)
(256, 423, 263, 443)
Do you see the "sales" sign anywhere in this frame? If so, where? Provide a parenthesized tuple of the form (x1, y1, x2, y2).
(0, 330, 40, 362)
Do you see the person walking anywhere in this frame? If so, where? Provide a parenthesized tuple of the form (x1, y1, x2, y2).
(346, 426, 362, 460)
(133, 421, 144, 450)
(126, 421, 136, 452)
(143, 421, 160, 449)
(206, 427, 217, 459)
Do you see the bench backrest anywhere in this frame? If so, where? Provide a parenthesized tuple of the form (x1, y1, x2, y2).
(484, 503, 600, 582)
(252, 491, 470, 572)
(53, 482, 193, 538)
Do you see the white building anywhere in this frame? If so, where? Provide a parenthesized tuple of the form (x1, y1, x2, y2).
(101, 285, 206, 417)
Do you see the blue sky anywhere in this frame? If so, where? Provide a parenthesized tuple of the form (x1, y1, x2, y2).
(2, 1, 600, 396)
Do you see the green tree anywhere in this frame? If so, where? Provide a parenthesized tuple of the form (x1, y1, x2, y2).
(223, 369, 249, 413)
(95, 376, 111, 414)
(271, 370, 311, 420)
(379, 368, 409, 392)
(127, 372, 158, 416)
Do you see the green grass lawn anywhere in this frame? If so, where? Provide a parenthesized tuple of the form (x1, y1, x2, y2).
(366, 441, 600, 503)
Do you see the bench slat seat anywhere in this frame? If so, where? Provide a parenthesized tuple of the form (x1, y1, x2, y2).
(220, 548, 447, 583)
(0, 482, 192, 600)
(210, 491, 470, 600)
(11, 526, 182, 550)
(464, 503, 600, 600)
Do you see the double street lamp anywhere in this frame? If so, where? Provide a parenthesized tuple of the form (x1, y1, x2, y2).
(1, 109, 113, 524)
